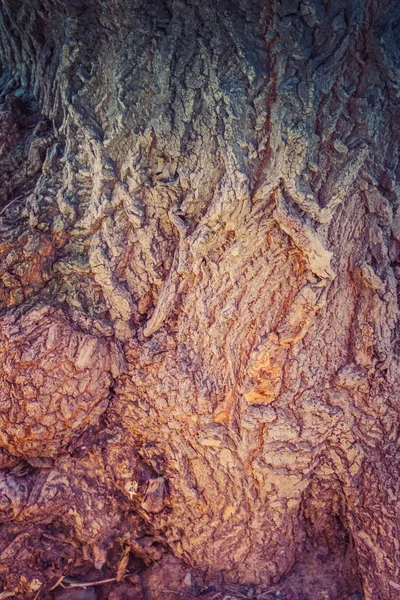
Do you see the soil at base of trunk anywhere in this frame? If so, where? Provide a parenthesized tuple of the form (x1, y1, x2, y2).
(33, 543, 363, 600)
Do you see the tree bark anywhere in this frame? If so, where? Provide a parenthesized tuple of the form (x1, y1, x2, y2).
(0, 0, 399, 598)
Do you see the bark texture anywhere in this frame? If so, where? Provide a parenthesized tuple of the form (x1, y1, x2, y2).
(0, 0, 400, 598)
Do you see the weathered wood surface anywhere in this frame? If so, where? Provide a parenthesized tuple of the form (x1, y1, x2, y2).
(0, 0, 399, 598)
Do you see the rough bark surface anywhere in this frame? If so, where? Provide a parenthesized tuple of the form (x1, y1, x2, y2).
(0, 0, 399, 598)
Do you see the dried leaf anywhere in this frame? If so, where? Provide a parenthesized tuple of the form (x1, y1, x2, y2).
(116, 546, 130, 582)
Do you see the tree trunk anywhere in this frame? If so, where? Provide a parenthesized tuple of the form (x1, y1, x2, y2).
(0, 0, 399, 598)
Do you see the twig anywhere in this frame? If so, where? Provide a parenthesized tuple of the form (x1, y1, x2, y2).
(61, 577, 118, 589)
(159, 591, 196, 598)
(59, 570, 136, 590)
(49, 575, 65, 591)
(0, 196, 24, 216)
